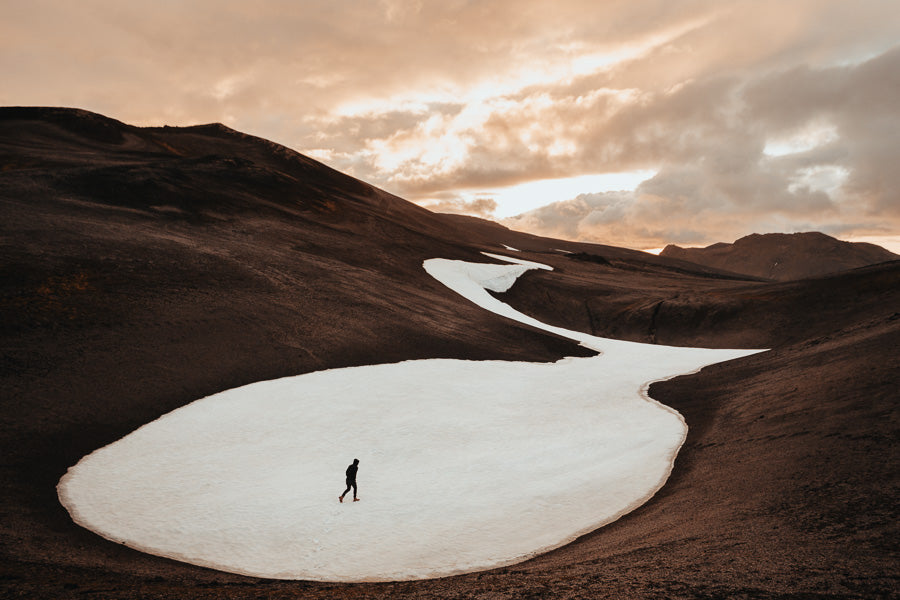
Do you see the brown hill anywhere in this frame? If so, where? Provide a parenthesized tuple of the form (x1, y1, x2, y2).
(661, 231, 898, 280)
(1, 107, 897, 598)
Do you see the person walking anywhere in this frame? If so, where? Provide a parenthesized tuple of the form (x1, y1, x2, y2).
(339, 458, 359, 503)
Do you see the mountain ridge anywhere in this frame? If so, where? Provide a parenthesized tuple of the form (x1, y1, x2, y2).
(1, 107, 897, 599)
(661, 231, 898, 280)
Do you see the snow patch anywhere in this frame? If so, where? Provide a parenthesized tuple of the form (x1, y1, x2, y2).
(58, 255, 763, 582)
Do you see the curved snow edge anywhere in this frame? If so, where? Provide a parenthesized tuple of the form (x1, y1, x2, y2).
(411, 255, 759, 579)
(56, 254, 763, 583)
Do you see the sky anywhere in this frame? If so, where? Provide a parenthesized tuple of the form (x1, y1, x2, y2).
(3, 0, 899, 252)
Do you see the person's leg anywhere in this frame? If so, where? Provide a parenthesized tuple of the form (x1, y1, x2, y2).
(352, 481, 358, 501)
(340, 481, 352, 502)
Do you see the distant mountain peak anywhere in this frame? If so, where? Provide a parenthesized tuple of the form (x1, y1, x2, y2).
(661, 232, 898, 281)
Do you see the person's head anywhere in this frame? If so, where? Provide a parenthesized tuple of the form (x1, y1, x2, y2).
(353, 458, 359, 465)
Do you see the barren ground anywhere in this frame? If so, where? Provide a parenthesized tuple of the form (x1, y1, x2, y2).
(2, 108, 897, 599)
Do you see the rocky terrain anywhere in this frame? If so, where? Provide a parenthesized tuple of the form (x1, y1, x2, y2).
(1, 108, 897, 598)
(661, 232, 898, 281)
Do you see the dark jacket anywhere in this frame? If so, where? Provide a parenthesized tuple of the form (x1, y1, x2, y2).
(345, 461, 358, 482)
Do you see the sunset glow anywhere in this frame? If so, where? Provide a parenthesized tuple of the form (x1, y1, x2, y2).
(419, 171, 657, 219)
(4, 0, 898, 251)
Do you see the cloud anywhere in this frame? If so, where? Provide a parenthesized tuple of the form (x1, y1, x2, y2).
(503, 44, 900, 249)
(417, 194, 498, 219)
(2, 0, 899, 248)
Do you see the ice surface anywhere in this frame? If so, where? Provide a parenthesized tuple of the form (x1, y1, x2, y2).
(58, 254, 762, 581)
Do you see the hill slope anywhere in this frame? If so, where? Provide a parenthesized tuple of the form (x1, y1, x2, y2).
(1, 108, 897, 598)
(661, 231, 898, 280)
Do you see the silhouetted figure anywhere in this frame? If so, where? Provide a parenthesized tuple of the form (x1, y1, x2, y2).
(339, 458, 359, 503)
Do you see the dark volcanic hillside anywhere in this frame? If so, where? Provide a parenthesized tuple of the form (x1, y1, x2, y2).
(661, 231, 898, 281)
(2, 107, 897, 599)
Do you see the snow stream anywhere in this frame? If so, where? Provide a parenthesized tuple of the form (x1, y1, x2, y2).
(58, 254, 761, 581)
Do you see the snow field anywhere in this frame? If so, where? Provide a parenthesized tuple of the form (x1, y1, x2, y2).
(58, 254, 761, 581)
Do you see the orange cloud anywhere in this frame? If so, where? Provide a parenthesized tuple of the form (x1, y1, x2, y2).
(2, 0, 898, 248)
